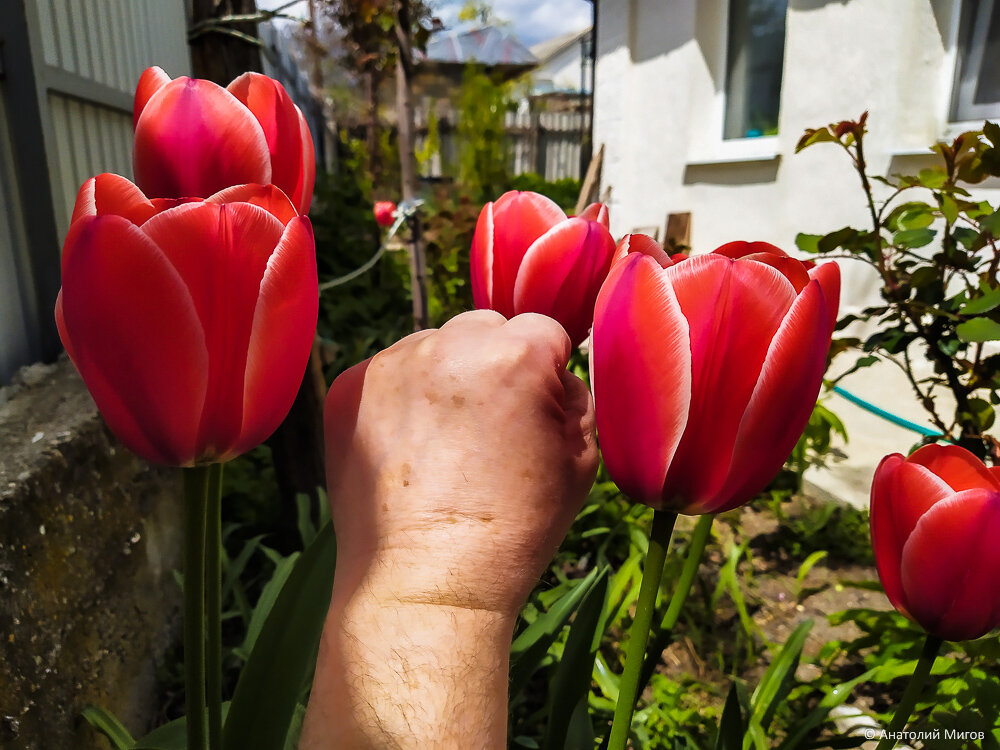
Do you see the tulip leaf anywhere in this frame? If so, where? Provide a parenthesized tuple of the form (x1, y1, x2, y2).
(749, 619, 813, 734)
(714, 683, 745, 750)
(776, 669, 877, 750)
(957, 317, 1000, 342)
(541, 566, 609, 750)
(132, 705, 229, 750)
(222, 521, 337, 750)
(510, 565, 602, 697)
(81, 705, 135, 750)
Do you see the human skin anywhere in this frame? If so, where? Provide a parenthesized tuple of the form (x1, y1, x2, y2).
(299, 310, 600, 750)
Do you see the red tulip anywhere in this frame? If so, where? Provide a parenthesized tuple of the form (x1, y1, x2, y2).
(870, 444, 1000, 641)
(591, 239, 840, 513)
(133, 67, 315, 214)
(470, 191, 616, 346)
(55, 173, 318, 466)
(374, 200, 397, 228)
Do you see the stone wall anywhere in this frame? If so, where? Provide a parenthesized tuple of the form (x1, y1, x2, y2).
(0, 357, 183, 749)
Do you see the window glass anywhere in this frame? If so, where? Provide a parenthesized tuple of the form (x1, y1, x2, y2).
(951, 0, 1000, 122)
(723, 0, 788, 140)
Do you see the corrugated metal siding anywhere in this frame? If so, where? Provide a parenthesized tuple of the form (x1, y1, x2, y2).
(0, 0, 190, 382)
(47, 95, 134, 238)
(0, 84, 38, 383)
(35, 0, 191, 87)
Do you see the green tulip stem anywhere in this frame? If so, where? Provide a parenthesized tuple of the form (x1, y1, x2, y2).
(206, 463, 225, 750)
(873, 634, 942, 750)
(183, 466, 210, 750)
(637, 513, 714, 694)
(607, 509, 678, 750)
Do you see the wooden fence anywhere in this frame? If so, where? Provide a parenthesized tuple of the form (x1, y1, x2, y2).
(414, 106, 589, 182)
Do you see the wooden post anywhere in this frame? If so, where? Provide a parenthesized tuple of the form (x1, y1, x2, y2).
(664, 212, 692, 252)
(189, 0, 263, 84)
(395, 0, 429, 331)
(574, 143, 604, 215)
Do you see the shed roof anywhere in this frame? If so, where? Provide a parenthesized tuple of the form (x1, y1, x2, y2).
(420, 25, 537, 67)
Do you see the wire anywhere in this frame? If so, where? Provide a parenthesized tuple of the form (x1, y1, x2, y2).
(318, 199, 423, 292)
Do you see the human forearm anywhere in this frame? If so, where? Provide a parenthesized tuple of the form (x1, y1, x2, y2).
(300, 581, 514, 750)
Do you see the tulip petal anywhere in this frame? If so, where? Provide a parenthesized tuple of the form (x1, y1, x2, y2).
(470, 201, 495, 310)
(227, 73, 310, 211)
(900, 487, 1000, 640)
(907, 443, 1000, 493)
(870, 454, 913, 618)
(661, 255, 796, 510)
(710, 273, 837, 512)
(809, 262, 841, 328)
(71, 174, 158, 226)
(133, 66, 171, 128)
(142, 202, 285, 457)
(232, 217, 318, 457)
(490, 191, 567, 315)
(295, 108, 316, 214)
(578, 202, 609, 228)
(612, 233, 673, 268)
(712, 240, 790, 260)
(134, 77, 271, 199)
(513, 218, 616, 345)
(59, 215, 208, 464)
(592, 253, 691, 505)
(207, 184, 298, 225)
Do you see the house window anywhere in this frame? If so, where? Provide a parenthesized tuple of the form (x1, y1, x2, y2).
(950, 0, 1000, 122)
(723, 0, 788, 140)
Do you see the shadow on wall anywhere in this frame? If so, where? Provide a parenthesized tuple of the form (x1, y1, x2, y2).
(597, 0, 695, 64)
(683, 157, 781, 185)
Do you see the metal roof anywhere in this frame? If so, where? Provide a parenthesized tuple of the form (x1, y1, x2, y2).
(420, 25, 537, 67)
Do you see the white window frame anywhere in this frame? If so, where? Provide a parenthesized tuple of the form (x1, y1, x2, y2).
(943, 0, 1000, 136)
(689, 0, 785, 164)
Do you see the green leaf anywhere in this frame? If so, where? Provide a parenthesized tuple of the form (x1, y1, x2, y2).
(795, 233, 823, 254)
(509, 566, 603, 697)
(296, 493, 316, 548)
(960, 288, 1000, 315)
(898, 207, 934, 230)
(795, 127, 837, 152)
(892, 228, 936, 249)
(777, 669, 877, 750)
(81, 706, 135, 750)
(715, 683, 745, 750)
(941, 194, 959, 224)
(818, 227, 859, 254)
(222, 522, 337, 750)
(981, 210, 1000, 237)
(542, 568, 609, 750)
(749, 619, 814, 733)
(234, 550, 300, 660)
(134, 705, 229, 750)
(795, 551, 828, 596)
(957, 317, 1000, 342)
(918, 168, 948, 188)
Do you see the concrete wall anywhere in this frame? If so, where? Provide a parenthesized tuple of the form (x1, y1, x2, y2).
(0, 359, 182, 749)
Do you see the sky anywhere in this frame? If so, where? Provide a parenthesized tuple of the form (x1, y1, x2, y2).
(257, 0, 593, 50)
(433, 0, 592, 47)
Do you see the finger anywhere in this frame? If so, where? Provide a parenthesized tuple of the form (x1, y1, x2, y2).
(503, 312, 572, 370)
(440, 309, 506, 330)
(324, 357, 373, 440)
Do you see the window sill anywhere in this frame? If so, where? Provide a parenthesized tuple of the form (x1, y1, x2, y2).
(687, 136, 780, 167)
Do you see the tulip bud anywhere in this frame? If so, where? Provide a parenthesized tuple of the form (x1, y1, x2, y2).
(133, 67, 315, 214)
(374, 200, 397, 228)
(56, 174, 318, 466)
(870, 444, 1000, 641)
(470, 191, 616, 347)
(591, 239, 840, 514)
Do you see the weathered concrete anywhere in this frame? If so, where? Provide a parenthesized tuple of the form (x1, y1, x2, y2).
(0, 357, 182, 749)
